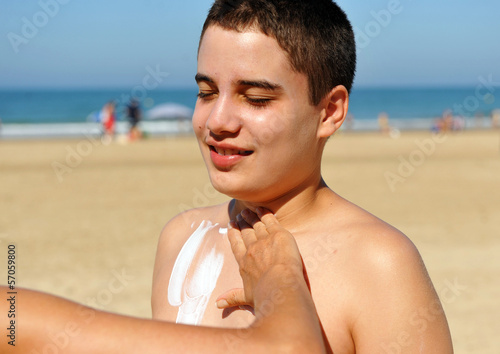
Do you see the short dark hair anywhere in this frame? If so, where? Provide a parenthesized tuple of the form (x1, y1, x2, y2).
(200, 0, 356, 105)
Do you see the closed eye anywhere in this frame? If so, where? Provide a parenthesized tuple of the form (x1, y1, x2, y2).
(246, 97, 272, 108)
(197, 91, 217, 101)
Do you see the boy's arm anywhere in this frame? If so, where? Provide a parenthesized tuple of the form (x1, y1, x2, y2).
(1, 209, 326, 354)
(350, 227, 454, 353)
(151, 210, 185, 319)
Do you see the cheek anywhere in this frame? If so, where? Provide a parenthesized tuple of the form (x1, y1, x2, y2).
(254, 108, 319, 165)
(192, 108, 206, 137)
(248, 111, 292, 146)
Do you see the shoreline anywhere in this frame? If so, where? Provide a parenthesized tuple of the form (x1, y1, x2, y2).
(0, 116, 497, 141)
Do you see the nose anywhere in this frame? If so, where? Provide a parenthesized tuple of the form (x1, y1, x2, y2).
(206, 94, 241, 137)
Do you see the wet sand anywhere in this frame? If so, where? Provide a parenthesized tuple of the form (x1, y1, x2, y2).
(0, 130, 498, 353)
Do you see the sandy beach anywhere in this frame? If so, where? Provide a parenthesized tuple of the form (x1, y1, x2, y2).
(1, 130, 498, 353)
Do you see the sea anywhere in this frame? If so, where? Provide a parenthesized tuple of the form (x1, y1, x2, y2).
(0, 86, 498, 139)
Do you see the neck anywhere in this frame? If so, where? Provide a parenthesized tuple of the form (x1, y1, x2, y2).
(229, 175, 330, 234)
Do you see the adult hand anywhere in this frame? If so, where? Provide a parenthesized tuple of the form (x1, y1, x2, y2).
(216, 207, 305, 312)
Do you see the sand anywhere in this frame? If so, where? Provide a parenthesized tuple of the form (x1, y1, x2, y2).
(0, 130, 499, 353)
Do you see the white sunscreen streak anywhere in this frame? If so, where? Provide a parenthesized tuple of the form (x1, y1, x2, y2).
(168, 220, 226, 325)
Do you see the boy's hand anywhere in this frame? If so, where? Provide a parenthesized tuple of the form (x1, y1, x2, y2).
(216, 207, 304, 311)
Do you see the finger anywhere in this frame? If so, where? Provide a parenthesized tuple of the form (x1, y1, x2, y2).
(227, 222, 246, 265)
(256, 207, 282, 232)
(257, 207, 302, 258)
(215, 288, 251, 309)
(240, 208, 260, 225)
(241, 209, 268, 238)
(237, 213, 258, 247)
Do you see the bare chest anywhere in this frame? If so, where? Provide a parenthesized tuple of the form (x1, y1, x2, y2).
(153, 225, 355, 353)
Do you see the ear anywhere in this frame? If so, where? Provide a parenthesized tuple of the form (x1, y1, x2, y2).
(317, 85, 349, 138)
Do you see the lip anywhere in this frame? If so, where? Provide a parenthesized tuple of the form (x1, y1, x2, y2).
(206, 140, 254, 169)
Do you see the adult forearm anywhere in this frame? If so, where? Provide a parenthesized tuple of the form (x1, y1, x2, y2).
(4, 288, 236, 353)
(2, 287, 322, 353)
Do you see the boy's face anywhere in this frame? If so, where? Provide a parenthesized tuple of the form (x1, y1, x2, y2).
(193, 25, 325, 202)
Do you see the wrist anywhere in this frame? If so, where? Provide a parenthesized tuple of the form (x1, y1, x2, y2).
(253, 265, 305, 308)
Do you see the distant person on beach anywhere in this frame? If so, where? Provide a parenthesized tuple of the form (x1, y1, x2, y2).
(492, 109, 500, 129)
(101, 101, 116, 142)
(433, 109, 465, 133)
(1, 1, 453, 352)
(378, 112, 400, 138)
(443, 110, 454, 131)
(126, 98, 142, 140)
(378, 112, 391, 134)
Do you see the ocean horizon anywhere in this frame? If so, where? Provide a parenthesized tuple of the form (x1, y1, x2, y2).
(0, 86, 498, 139)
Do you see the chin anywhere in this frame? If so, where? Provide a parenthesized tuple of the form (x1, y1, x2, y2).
(210, 178, 241, 198)
(210, 176, 255, 201)
(207, 167, 280, 202)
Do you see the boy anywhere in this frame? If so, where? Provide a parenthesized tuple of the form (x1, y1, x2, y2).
(152, 0, 453, 352)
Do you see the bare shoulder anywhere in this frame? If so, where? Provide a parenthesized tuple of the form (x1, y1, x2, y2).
(331, 199, 453, 353)
(151, 202, 230, 318)
(155, 202, 230, 255)
(347, 205, 422, 277)
(324, 196, 425, 273)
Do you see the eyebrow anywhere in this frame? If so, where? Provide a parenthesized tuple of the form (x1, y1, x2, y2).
(195, 73, 283, 92)
(237, 80, 283, 92)
(195, 73, 213, 84)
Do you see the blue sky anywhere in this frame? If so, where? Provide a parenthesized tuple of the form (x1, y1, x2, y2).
(1, 0, 499, 89)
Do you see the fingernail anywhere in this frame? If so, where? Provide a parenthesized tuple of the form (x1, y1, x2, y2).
(236, 213, 243, 221)
(216, 300, 229, 308)
(255, 207, 263, 216)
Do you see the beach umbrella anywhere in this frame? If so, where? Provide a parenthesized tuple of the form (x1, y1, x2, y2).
(146, 103, 193, 120)
(86, 110, 103, 123)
